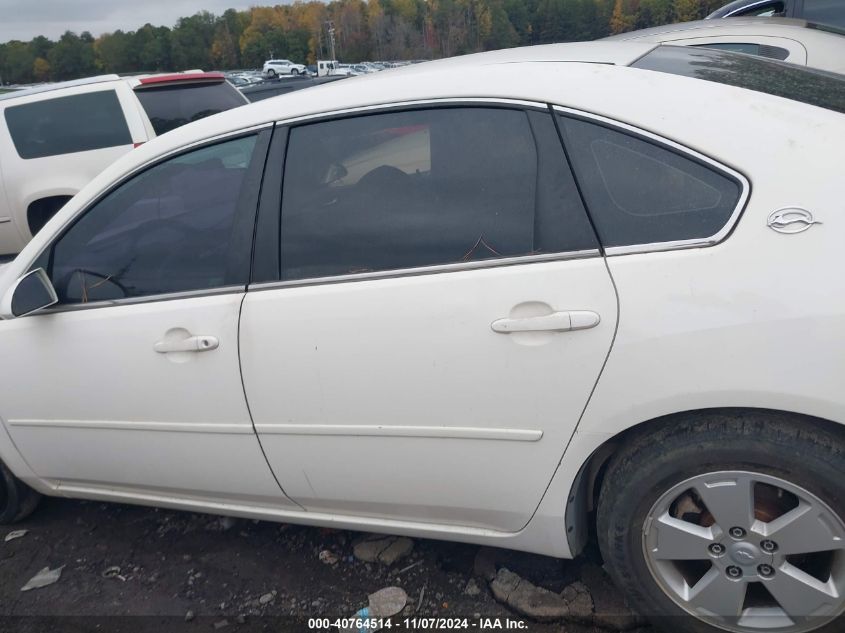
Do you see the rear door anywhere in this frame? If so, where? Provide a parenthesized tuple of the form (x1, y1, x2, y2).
(238, 103, 618, 531)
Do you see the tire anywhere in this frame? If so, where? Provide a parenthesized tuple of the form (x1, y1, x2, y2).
(597, 410, 845, 633)
(267, 69, 276, 77)
(291, 68, 299, 76)
(0, 461, 41, 524)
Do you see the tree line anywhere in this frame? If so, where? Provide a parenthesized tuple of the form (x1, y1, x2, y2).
(0, 0, 727, 85)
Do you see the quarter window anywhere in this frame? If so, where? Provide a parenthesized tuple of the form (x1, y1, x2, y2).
(4, 90, 132, 159)
(47, 134, 259, 304)
(279, 108, 597, 281)
(557, 115, 743, 248)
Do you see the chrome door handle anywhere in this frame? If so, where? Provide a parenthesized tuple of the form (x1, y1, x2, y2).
(491, 311, 600, 334)
(154, 335, 219, 353)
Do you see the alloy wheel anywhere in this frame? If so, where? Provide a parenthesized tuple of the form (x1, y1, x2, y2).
(643, 470, 845, 632)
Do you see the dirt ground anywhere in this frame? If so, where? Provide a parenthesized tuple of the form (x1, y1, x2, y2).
(0, 497, 658, 633)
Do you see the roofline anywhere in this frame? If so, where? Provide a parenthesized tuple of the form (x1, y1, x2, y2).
(0, 74, 120, 102)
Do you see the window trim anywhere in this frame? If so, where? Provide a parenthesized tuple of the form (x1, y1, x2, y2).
(25, 123, 274, 314)
(551, 105, 751, 256)
(248, 98, 601, 292)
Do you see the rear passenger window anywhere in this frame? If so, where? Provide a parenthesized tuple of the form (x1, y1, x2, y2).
(557, 115, 743, 249)
(4, 90, 131, 159)
(279, 108, 598, 281)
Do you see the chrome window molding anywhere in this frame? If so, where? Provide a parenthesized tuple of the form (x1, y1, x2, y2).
(248, 250, 600, 293)
(34, 285, 245, 315)
(552, 105, 751, 257)
(272, 97, 550, 128)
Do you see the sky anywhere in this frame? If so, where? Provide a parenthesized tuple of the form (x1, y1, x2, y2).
(0, 0, 276, 43)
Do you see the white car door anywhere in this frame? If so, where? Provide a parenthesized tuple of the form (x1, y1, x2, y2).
(0, 130, 297, 509)
(239, 104, 618, 531)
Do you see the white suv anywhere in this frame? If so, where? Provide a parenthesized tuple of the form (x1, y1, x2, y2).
(262, 59, 307, 77)
(0, 72, 247, 258)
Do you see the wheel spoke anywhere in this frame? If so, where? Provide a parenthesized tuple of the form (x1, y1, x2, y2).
(694, 475, 755, 531)
(688, 566, 747, 618)
(763, 501, 845, 555)
(765, 563, 839, 618)
(651, 513, 716, 560)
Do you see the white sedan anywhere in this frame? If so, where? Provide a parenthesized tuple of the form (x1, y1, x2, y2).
(0, 41, 844, 633)
(605, 16, 845, 74)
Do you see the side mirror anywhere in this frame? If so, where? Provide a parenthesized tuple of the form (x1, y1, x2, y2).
(2, 268, 58, 318)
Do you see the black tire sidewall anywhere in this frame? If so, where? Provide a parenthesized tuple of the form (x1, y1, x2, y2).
(0, 462, 23, 524)
(598, 417, 845, 633)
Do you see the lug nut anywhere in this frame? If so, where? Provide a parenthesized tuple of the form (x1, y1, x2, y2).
(708, 543, 725, 556)
(729, 527, 747, 539)
(758, 564, 775, 578)
(760, 540, 778, 553)
(726, 566, 743, 579)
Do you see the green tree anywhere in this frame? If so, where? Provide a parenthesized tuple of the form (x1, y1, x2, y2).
(47, 31, 97, 81)
(610, 0, 637, 33)
(95, 30, 136, 73)
(171, 11, 216, 70)
(674, 0, 702, 21)
(0, 41, 36, 83)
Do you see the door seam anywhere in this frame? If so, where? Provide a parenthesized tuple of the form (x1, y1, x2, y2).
(236, 292, 306, 510)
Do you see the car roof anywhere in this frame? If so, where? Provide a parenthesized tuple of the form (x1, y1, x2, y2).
(0, 71, 226, 102)
(603, 16, 822, 40)
(0, 74, 120, 102)
(117, 40, 843, 181)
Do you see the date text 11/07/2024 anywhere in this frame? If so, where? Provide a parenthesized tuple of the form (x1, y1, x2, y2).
(308, 617, 529, 630)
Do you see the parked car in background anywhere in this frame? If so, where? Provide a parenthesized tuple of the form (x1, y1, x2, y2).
(605, 17, 845, 73)
(262, 59, 307, 77)
(708, 0, 845, 28)
(0, 40, 844, 633)
(0, 72, 247, 257)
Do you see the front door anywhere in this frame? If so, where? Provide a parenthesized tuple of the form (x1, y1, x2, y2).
(240, 104, 618, 531)
(0, 131, 295, 509)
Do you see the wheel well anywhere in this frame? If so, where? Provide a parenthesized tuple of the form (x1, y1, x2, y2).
(565, 407, 845, 556)
(27, 195, 72, 236)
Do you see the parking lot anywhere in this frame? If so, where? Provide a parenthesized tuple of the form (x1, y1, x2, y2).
(1, 498, 652, 632)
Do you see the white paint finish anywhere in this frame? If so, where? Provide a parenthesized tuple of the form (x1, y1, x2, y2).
(0, 293, 295, 506)
(240, 258, 618, 531)
(574, 115, 845, 440)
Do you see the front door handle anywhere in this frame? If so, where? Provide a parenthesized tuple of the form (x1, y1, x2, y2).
(154, 335, 219, 353)
(491, 311, 600, 334)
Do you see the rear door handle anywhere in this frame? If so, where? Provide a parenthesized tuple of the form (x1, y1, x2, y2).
(154, 335, 219, 353)
(491, 311, 600, 334)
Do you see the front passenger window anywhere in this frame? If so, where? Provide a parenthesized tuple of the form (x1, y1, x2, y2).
(47, 134, 259, 304)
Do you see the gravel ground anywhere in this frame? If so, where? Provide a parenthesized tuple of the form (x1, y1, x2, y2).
(0, 498, 658, 633)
